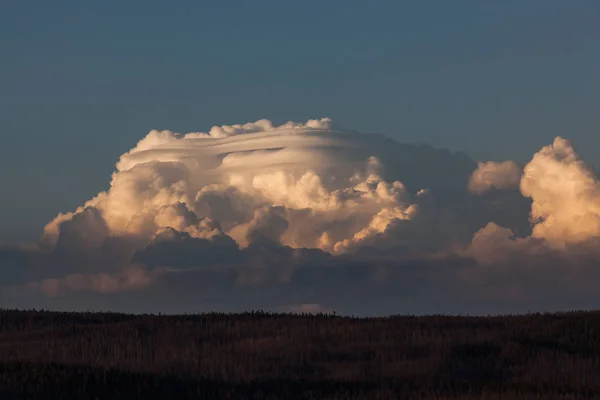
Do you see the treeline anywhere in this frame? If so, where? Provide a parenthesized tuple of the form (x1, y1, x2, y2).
(0, 309, 599, 399)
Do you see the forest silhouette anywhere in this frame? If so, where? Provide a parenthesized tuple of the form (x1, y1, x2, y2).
(0, 309, 599, 399)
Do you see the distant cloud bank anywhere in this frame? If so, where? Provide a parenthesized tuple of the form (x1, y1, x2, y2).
(2, 119, 600, 315)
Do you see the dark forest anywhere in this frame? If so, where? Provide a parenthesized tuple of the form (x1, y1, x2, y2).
(0, 309, 599, 399)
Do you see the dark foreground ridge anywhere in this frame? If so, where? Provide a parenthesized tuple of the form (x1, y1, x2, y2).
(1, 309, 599, 399)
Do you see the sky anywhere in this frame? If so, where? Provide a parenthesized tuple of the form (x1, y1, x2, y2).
(2, 1, 600, 243)
(1, 2, 600, 315)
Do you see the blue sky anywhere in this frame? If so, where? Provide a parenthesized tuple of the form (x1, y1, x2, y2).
(1, 1, 600, 243)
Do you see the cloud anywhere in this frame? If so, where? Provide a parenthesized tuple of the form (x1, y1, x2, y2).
(468, 161, 522, 194)
(469, 137, 600, 249)
(133, 228, 242, 269)
(3, 118, 600, 315)
(520, 137, 600, 249)
(279, 303, 334, 314)
(25, 264, 154, 297)
(39, 118, 446, 261)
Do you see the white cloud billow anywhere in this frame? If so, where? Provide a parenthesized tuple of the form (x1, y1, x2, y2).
(43, 118, 420, 255)
(468, 161, 522, 194)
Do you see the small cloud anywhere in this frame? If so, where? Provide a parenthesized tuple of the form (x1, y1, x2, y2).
(280, 303, 334, 315)
(468, 161, 522, 194)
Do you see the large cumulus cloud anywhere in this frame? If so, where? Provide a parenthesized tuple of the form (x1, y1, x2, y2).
(41, 118, 425, 253)
(2, 119, 600, 315)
